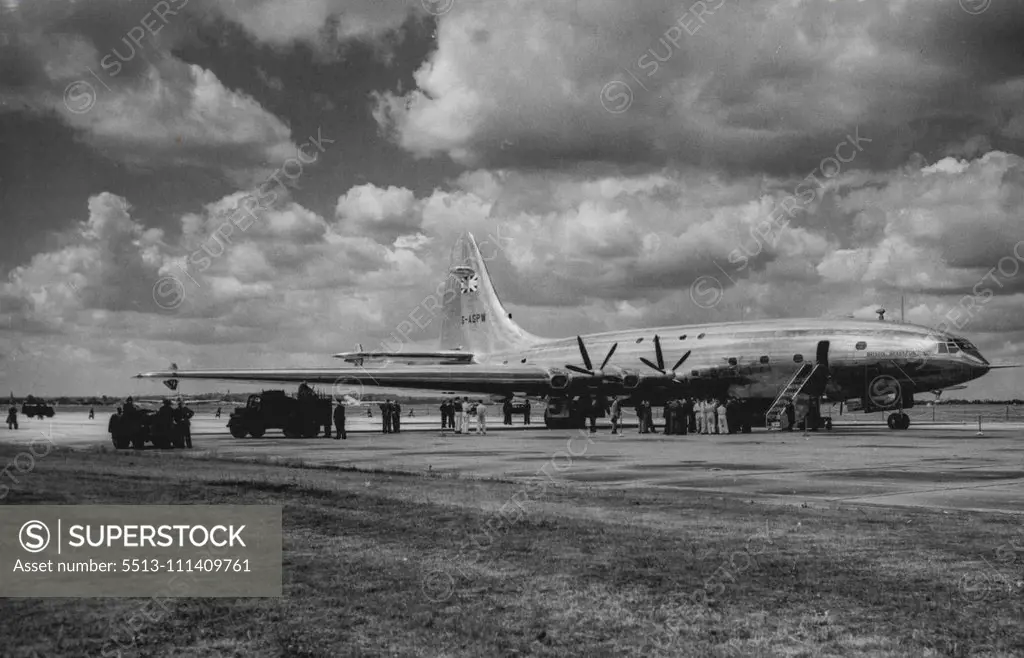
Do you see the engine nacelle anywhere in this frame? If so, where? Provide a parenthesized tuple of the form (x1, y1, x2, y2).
(546, 368, 571, 390)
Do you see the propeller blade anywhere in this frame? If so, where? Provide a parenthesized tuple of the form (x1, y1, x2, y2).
(639, 357, 665, 374)
(565, 365, 594, 376)
(671, 350, 692, 372)
(653, 335, 664, 371)
(576, 335, 593, 371)
(600, 343, 618, 371)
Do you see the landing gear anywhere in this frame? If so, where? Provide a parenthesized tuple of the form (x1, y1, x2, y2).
(887, 412, 910, 430)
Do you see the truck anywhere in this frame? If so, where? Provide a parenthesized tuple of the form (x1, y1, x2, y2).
(21, 398, 55, 419)
(227, 389, 331, 438)
(107, 406, 185, 450)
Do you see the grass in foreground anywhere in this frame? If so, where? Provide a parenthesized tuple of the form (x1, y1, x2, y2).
(0, 444, 1022, 657)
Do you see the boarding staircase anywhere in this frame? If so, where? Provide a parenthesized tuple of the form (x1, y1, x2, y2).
(765, 363, 823, 429)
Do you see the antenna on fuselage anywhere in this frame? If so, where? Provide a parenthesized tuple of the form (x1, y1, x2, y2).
(876, 308, 886, 322)
(900, 295, 905, 324)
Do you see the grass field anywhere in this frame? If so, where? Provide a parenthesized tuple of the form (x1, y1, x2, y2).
(1, 444, 1022, 657)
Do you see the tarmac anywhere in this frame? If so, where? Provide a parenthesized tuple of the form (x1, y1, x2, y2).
(3, 410, 1024, 514)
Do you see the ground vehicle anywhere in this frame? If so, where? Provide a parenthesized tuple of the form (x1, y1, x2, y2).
(227, 389, 331, 438)
(107, 407, 185, 449)
(21, 399, 55, 419)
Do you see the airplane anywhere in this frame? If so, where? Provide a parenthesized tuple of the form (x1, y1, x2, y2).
(136, 232, 1011, 431)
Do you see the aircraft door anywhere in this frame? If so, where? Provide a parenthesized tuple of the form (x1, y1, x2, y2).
(816, 340, 830, 368)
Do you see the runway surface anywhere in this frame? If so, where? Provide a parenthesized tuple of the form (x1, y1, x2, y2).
(4, 410, 1024, 514)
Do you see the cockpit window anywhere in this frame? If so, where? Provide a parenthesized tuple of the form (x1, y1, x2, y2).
(937, 343, 948, 354)
(953, 337, 987, 363)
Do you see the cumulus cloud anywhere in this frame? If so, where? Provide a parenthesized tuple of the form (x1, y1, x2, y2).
(0, 2, 298, 180)
(373, 0, 1024, 173)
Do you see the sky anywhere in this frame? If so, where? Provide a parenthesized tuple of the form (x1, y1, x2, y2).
(1, 0, 1023, 399)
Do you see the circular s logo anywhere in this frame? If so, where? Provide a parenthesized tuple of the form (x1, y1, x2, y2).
(600, 80, 633, 114)
(421, 567, 455, 603)
(63, 80, 97, 114)
(19, 520, 50, 553)
(867, 374, 901, 409)
(690, 275, 724, 309)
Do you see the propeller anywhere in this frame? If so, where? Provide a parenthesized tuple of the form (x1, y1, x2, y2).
(639, 335, 692, 380)
(566, 336, 618, 378)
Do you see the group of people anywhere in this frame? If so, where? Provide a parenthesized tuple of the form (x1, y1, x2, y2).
(107, 397, 195, 447)
(608, 396, 754, 435)
(378, 400, 403, 433)
(439, 397, 490, 434)
(501, 399, 531, 425)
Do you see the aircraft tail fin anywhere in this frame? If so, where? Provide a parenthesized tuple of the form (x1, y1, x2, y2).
(439, 232, 540, 355)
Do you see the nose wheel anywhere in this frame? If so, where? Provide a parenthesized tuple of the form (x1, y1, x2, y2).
(887, 412, 910, 430)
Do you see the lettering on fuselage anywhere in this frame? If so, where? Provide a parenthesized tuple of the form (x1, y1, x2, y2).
(865, 351, 923, 358)
(461, 313, 487, 325)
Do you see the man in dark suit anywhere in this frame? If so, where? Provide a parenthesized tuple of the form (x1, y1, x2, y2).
(333, 403, 346, 440)
(175, 400, 194, 448)
(380, 401, 392, 433)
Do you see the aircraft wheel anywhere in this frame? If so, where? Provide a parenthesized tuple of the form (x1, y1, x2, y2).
(229, 426, 247, 438)
(887, 413, 898, 429)
(899, 413, 910, 430)
(249, 425, 265, 438)
(131, 433, 146, 450)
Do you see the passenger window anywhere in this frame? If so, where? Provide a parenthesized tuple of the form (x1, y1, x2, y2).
(759, 356, 769, 364)
(794, 354, 803, 363)
(855, 341, 867, 350)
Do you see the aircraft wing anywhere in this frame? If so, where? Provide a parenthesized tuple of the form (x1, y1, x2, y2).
(332, 350, 475, 365)
(135, 364, 554, 397)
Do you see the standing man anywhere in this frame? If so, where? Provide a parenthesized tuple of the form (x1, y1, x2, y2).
(463, 400, 475, 434)
(524, 399, 531, 425)
(108, 407, 122, 434)
(475, 399, 488, 435)
(680, 398, 692, 435)
(636, 399, 646, 434)
(454, 397, 464, 435)
(663, 400, 673, 435)
(503, 399, 513, 426)
(380, 400, 392, 433)
(333, 402, 346, 440)
(439, 399, 449, 429)
(586, 396, 599, 434)
(156, 399, 175, 445)
(716, 399, 729, 435)
(175, 399, 194, 448)
(784, 401, 796, 431)
(610, 397, 622, 435)
(644, 399, 656, 434)
(392, 400, 402, 433)
(6, 405, 17, 430)
(88, 406, 95, 420)
(215, 406, 222, 419)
